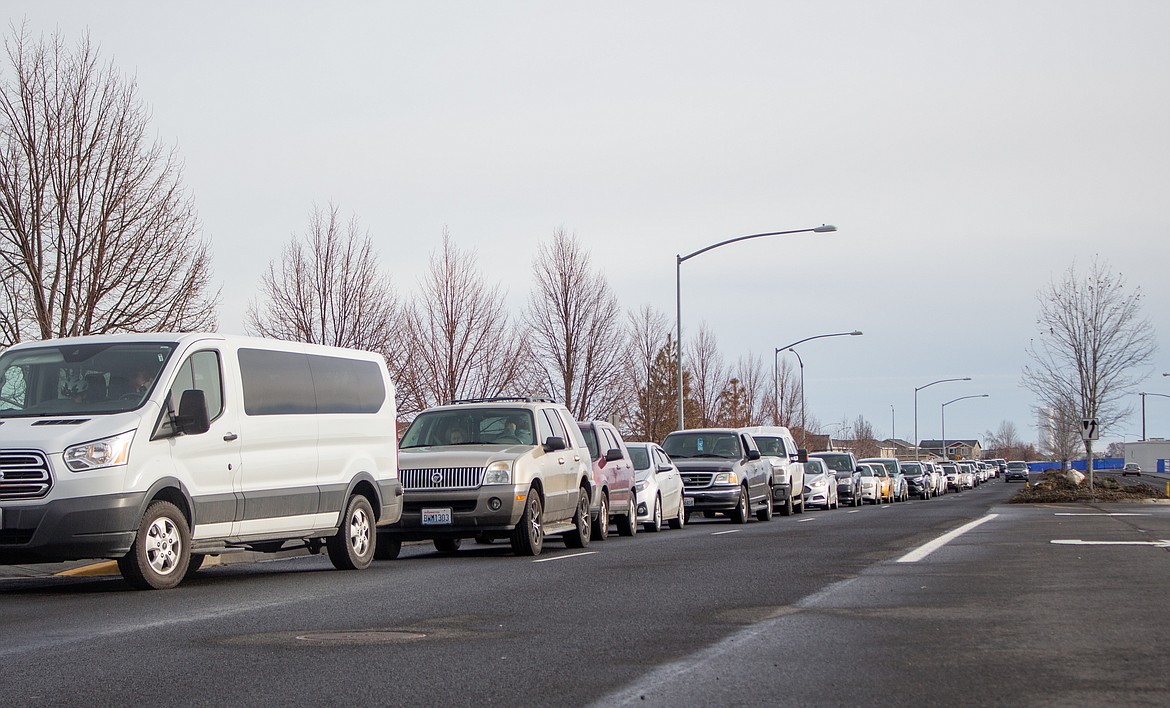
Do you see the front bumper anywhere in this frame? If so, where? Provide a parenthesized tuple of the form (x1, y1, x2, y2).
(0, 492, 146, 563)
(683, 485, 741, 512)
(378, 485, 528, 540)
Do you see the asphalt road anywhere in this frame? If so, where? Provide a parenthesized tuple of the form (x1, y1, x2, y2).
(2, 478, 1168, 707)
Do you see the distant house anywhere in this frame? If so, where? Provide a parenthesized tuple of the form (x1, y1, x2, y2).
(919, 439, 982, 460)
(882, 438, 919, 458)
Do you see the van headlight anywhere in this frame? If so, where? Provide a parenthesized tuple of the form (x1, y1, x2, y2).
(482, 461, 512, 485)
(64, 430, 136, 472)
(713, 471, 739, 485)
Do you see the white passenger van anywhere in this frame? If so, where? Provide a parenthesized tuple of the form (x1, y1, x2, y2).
(0, 333, 403, 589)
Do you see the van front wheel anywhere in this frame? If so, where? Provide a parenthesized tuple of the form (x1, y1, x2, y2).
(118, 500, 191, 590)
(327, 495, 375, 570)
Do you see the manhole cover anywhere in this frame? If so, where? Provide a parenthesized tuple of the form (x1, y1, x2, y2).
(294, 630, 427, 644)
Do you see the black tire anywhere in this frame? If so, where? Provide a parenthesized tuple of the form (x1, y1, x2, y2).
(327, 494, 375, 571)
(563, 487, 592, 549)
(374, 536, 402, 560)
(615, 493, 637, 537)
(591, 493, 610, 541)
(645, 494, 663, 532)
(118, 500, 191, 590)
(730, 485, 749, 524)
(434, 538, 462, 554)
(793, 493, 804, 515)
(669, 496, 686, 529)
(757, 486, 774, 521)
(779, 488, 794, 517)
(510, 489, 544, 556)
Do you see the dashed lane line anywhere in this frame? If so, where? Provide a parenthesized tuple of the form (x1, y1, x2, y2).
(532, 551, 597, 564)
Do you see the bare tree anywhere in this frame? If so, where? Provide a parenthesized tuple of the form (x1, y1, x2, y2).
(246, 204, 398, 355)
(687, 322, 725, 428)
(716, 377, 750, 428)
(1038, 401, 1082, 470)
(526, 228, 626, 420)
(847, 415, 880, 458)
(984, 420, 1029, 460)
(398, 232, 529, 415)
(769, 357, 802, 428)
(731, 352, 768, 426)
(624, 305, 672, 440)
(1022, 258, 1157, 484)
(0, 26, 218, 345)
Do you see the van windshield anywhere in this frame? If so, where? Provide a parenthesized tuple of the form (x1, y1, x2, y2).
(0, 342, 175, 418)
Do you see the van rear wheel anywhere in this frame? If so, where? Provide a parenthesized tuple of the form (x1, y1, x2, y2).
(118, 500, 191, 590)
(327, 494, 375, 570)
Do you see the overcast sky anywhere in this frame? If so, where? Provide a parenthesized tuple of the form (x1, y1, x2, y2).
(9, 1, 1169, 447)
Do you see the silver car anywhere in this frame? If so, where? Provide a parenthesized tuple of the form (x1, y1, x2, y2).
(626, 442, 687, 532)
(802, 457, 839, 509)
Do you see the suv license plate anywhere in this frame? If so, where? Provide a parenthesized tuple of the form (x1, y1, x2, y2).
(683, 497, 694, 507)
(421, 508, 453, 525)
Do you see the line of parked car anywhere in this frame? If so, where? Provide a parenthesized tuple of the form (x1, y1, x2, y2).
(379, 396, 1010, 559)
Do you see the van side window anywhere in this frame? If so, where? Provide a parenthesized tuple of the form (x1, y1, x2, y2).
(169, 350, 224, 421)
(238, 348, 386, 416)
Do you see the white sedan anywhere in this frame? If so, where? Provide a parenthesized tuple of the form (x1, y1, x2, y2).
(626, 442, 687, 532)
(802, 457, 839, 509)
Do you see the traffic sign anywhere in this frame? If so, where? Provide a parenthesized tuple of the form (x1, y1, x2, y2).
(1080, 418, 1100, 442)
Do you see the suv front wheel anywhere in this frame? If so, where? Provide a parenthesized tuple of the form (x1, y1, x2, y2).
(510, 489, 545, 556)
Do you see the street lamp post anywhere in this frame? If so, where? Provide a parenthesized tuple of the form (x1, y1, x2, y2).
(771, 330, 862, 445)
(941, 394, 989, 460)
(676, 225, 836, 429)
(913, 377, 971, 460)
(1138, 392, 1170, 440)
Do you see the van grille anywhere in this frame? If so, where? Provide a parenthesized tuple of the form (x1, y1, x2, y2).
(0, 450, 53, 500)
(400, 467, 484, 491)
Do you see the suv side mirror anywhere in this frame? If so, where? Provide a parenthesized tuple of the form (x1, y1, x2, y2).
(796, 448, 808, 463)
(746, 448, 761, 461)
(604, 448, 623, 462)
(543, 436, 567, 452)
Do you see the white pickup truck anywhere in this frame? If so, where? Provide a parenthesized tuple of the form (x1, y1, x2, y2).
(740, 426, 807, 516)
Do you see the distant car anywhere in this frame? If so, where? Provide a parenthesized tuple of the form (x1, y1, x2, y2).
(858, 463, 886, 504)
(802, 457, 840, 509)
(811, 451, 863, 507)
(1121, 463, 1142, 477)
(625, 442, 686, 531)
(861, 457, 908, 502)
(940, 462, 963, 492)
(663, 428, 774, 523)
(899, 461, 933, 500)
(1004, 460, 1030, 482)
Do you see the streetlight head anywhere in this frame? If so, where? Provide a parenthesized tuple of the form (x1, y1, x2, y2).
(963, 377, 972, 381)
(813, 224, 837, 233)
(849, 330, 863, 336)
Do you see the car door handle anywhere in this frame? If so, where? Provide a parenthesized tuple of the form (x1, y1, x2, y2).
(223, 432, 238, 442)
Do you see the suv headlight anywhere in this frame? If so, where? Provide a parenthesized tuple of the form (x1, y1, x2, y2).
(64, 430, 135, 472)
(713, 471, 739, 485)
(482, 460, 512, 485)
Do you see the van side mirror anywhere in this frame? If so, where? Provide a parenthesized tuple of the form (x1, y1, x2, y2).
(543, 436, 567, 452)
(796, 448, 809, 463)
(175, 389, 211, 435)
(746, 449, 761, 461)
(604, 448, 623, 462)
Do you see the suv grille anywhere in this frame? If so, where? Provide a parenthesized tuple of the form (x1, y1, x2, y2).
(0, 450, 53, 500)
(401, 467, 484, 491)
(681, 472, 715, 489)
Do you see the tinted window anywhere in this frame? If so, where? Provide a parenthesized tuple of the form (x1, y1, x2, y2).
(542, 408, 568, 442)
(238, 348, 385, 416)
(662, 432, 741, 459)
(628, 446, 651, 471)
(400, 408, 536, 447)
(580, 425, 600, 459)
(811, 453, 854, 473)
(755, 436, 788, 456)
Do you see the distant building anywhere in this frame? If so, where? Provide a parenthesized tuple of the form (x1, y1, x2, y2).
(1121, 439, 1170, 474)
(919, 439, 982, 460)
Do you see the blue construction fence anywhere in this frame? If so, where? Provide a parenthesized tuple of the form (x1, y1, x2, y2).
(1027, 458, 1124, 473)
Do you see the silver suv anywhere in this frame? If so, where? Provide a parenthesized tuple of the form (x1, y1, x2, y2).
(377, 397, 593, 557)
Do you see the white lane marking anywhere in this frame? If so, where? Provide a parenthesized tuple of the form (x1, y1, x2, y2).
(797, 517, 817, 523)
(896, 514, 999, 563)
(1053, 513, 1151, 517)
(711, 530, 740, 536)
(532, 551, 597, 563)
(880, 504, 893, 509)
(1051, 539, 1170, 547)
(847, 510, 861, 514)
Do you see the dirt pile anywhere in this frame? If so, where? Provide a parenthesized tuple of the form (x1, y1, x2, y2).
(1010, 470, 1169, 503)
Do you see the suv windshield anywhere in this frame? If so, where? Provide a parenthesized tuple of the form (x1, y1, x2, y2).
(662, 432, 741, 459)
(0, 342, 175, 418)
(400, 408, 536, 447)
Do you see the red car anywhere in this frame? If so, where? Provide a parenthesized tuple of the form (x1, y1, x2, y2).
(577, 420, 638, 540)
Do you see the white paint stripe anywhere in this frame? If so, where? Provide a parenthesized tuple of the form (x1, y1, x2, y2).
(532, 551, 597, 564)
(847, 510, 861, 514)
(711, 530, 740, 536)
(797, 517, 817, 523)
(1053, 513, 1150, 516)
(896, 514, 999, 563)
(1051, 539, 1170, 547)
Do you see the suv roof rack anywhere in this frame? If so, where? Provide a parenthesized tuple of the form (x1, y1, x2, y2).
(445, 396, 557, 405)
